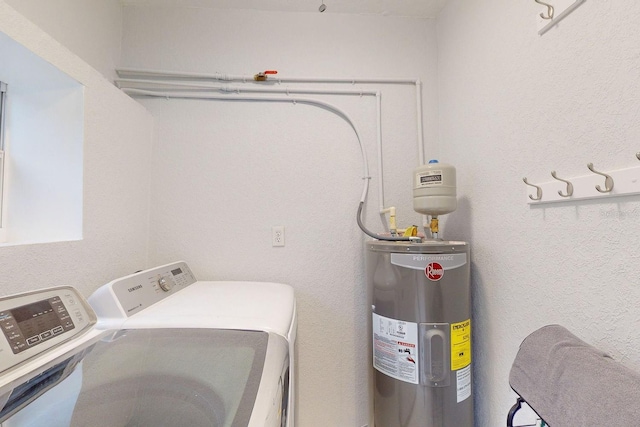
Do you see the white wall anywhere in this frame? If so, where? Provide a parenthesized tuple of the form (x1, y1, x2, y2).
(437, 0, 640, 425)
(3, 0, 123, 81)
(121, 6, 438, 426)
(0, 2, 154, 297)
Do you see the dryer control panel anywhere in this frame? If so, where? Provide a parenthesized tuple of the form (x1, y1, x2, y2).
(89, 261, 197, 320)
(0, 287, 96, 374)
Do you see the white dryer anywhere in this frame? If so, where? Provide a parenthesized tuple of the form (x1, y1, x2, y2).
(0, 261, 296, 427)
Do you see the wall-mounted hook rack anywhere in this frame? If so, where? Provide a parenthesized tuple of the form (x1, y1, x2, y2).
(537, 0, 586, 36)
(525, 160, 640, 205)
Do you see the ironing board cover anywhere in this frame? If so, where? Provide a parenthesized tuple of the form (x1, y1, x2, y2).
(509, 324, 640, 426)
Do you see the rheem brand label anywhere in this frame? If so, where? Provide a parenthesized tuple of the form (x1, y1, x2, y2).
(426, 262, 444, 281)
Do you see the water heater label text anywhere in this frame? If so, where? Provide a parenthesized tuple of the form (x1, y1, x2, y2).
(391, 253, 467, 272)
(372, 313, 419, 385)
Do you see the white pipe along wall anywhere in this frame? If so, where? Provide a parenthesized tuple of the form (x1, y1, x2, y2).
(121, 6, 438, 425)
(121, 83, 418, 242)
(123, 87, 373, 204)
(117, 71, 430, 230)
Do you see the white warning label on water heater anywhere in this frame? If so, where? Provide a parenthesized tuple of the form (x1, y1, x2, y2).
(372, 313, 419, 384)
(456, 365, 472, 403)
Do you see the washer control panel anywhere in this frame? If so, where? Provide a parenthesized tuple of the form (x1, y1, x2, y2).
(94, 261, 197, 319)
(0, 287, 96, 374)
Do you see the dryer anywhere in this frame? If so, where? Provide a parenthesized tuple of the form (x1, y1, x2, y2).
(0, 261, 296, 427)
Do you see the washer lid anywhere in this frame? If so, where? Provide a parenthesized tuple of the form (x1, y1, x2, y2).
(0, 329, 278, 427)
(118, 281, 296, 339)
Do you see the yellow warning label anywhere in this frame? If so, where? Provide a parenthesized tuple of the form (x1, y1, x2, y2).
(451, 319, 471, 371)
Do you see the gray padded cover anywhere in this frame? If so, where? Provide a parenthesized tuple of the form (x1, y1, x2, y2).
(509, 324, 640, 426)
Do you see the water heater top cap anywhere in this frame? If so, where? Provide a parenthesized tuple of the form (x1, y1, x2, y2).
(413, 161, 457, 216)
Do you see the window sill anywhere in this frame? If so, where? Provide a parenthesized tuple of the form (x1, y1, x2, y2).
(0, 236, 82, 248)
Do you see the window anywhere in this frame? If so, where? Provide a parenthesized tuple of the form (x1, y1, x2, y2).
(0, 30, 83, 246)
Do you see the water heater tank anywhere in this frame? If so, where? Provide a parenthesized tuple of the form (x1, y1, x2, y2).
(413, 160, 457, 216)
(368, 240, 473, 427)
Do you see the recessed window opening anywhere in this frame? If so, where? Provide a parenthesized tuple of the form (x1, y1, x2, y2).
(0, 31, 83, 246)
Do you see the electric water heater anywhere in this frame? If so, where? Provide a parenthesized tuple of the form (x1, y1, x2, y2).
(367, 241, 472, 427)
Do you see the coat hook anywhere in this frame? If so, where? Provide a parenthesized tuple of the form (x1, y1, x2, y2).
(523, 177, 543, 201)
(535, 0, 555, 20)
(551, 171, 573, 197)
(587, 163, 614, 193)
(636, 152, 640, 161)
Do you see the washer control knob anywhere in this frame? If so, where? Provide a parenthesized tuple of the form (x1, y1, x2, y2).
(158, 276, 172, 292)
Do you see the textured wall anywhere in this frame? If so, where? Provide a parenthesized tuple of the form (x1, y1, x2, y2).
(437, 0, 640, 425)
(121, 6, 438, 425)
(0, 3, 154, 298)
(4, 0, 123, 81)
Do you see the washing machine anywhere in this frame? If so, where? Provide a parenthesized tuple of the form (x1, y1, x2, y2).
(0, 261, 296, 427)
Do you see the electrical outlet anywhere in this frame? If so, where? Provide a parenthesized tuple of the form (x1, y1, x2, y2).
(272, 226, 285, 247)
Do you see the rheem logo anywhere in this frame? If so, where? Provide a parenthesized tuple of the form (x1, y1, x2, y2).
(426, 262, 444, 281)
